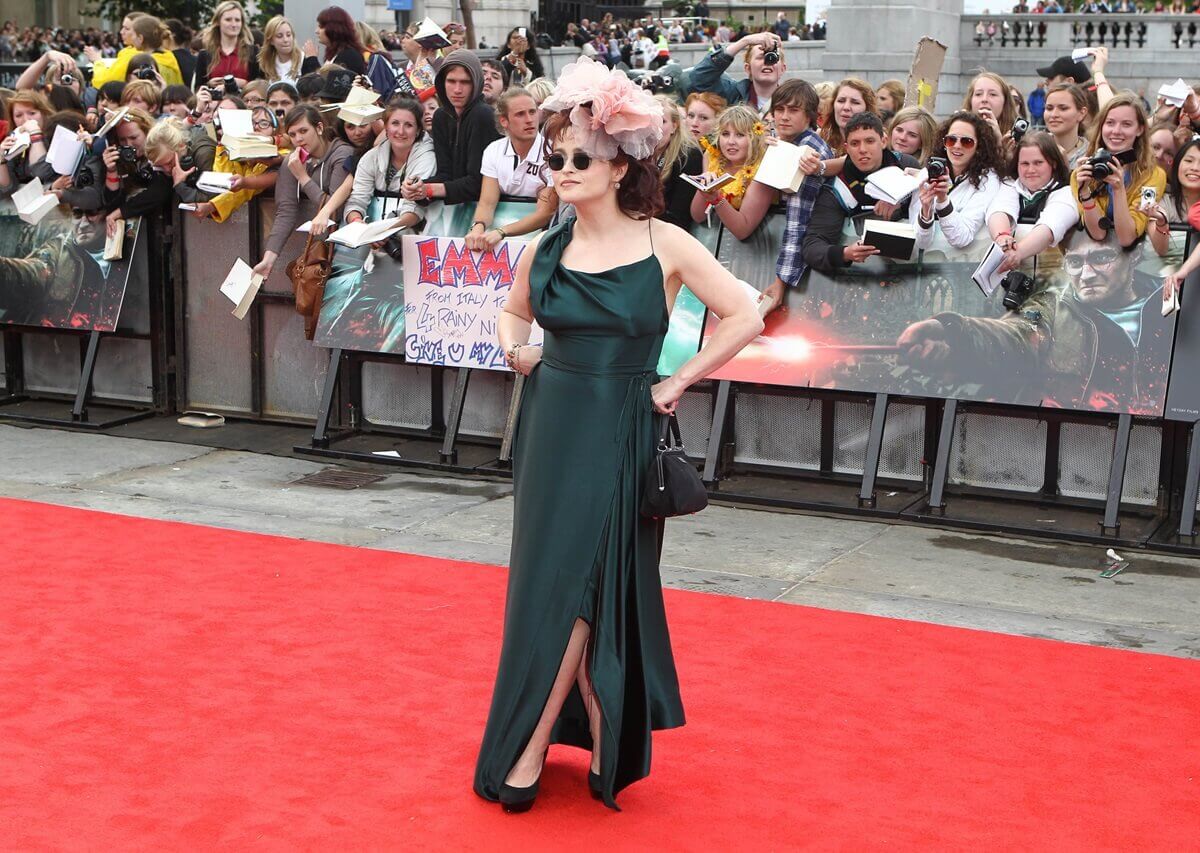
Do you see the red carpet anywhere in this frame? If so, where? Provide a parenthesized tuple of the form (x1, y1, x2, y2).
(1, 497, 1197, 848)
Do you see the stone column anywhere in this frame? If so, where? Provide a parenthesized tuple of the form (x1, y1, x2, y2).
(820, 0, 966, 114)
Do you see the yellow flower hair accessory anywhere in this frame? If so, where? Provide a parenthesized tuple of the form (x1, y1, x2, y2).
(752, 121, 766, 136)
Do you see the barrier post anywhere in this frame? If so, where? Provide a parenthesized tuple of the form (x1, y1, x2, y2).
(440, 368, 472, 464)
(3, 332, 23, 399)
(701, 380, 733, 486)
(312, 347, 343, 448)
(1177, 419, 1200, 538)
(927, 398, 959, 513)
(1101, 413, 1133, 536)
(71, 331, 103, 421)
(857, 392, 890, 508)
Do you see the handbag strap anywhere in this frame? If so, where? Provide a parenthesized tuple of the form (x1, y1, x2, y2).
(657, 414, 684, 450)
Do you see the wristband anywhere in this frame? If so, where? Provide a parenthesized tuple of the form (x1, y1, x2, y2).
(424, 184, 434, 200)
(29, 134, 43, 143)
(1082, 201, 1097, 210)
(471, 220, 486, 231)
(494, 226, 508, 239)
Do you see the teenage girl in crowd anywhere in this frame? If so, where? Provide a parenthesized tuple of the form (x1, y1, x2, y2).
(653, 93, 703, 232)
(963, 71, 1017, 143)
(887, 107, 937, 165)
(1042, 83, 1090, 169)
(1070, 92, 1166, 249)
(690, 104, 767, 225)
(0, 90, 51, 195)
(1147, 136, 1200, 258)
(913, 111, 1004, 249)
(820, 78, 875, 155)
(684, 92, 725, 142)
(989, 131, 1080, 271)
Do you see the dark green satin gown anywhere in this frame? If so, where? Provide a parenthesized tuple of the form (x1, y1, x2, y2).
(473, 219, 686, 810)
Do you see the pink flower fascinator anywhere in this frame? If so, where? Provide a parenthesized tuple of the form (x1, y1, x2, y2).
(540, 58, 665, 161)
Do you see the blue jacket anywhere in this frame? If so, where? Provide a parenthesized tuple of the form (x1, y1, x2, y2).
(686, 47, 756, 108)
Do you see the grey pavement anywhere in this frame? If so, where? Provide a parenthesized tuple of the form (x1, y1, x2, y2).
(1, 423, 1198, 660)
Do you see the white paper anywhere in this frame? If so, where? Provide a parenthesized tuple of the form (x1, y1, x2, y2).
(342, 86, 380, 107)
(217, 109, 254, 137)
(178, 203, 198, 211)
(219, 258, 264, 320)
(865, 166, 921, 205)
(12, 179, 59, 225)
(1071, 48, 1094, 61)
(1158, 78, 1192, 108)
(971, 242, 1008, 297)
(327, 217, 407, 248)
(754, 141, 804, 192)
(296, 220, 313, 233)
(371, 450, 403, 457)
(196, 171, 235, 194)
(46, 125, 85, 176)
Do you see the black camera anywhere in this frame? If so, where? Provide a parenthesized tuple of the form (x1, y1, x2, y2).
(761, 47, 780, 65)
(383, 235, 404, 261)
(1010, 117, 1029, 142)
(926, 156, 949, 180)
(639, 71, 673, 94)
(178, 152, 199, 186)
(1000, 269, 1036, 311)
(116, 144, 139, 176)
(221, 74, 239, 95)
(1089, 148, 1116, 180)
(73, 162, 94, 187)
(134, 65, 157, 81)
(61, 72, 75, 85)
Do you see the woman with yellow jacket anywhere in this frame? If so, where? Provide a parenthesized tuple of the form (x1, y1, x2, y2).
(89, 14, 184, 88)
(1070, 92, 1166, 248)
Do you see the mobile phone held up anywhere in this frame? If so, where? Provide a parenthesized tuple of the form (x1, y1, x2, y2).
(297, 147, 310, 164)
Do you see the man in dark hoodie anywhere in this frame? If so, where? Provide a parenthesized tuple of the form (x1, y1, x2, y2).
(402, 51, 500, 205)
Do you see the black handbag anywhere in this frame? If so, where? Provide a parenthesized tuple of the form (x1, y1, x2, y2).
(640, 415, 708, 519)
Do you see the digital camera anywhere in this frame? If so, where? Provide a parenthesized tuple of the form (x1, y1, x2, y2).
(116, 145, 140, 176)
(926, 156, 950, 180)
(134, 65, 157, 81)
(1010, 118, 1029, 143)
(1088, 148, 1116, 180)
(639, 71, 674, 94)
(761, 47, 781, 65)
(1000, 270, 1036, 311)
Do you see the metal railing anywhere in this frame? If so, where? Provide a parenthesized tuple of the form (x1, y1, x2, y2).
(961, 13, 1199, 51)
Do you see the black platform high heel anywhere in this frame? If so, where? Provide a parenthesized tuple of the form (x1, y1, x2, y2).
(499, 750, 547, 814)
(588, 768, 603, 801)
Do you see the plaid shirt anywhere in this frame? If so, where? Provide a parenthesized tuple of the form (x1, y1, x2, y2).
(775, 129, 834, 287)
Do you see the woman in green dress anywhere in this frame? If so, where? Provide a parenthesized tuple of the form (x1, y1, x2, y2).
(474, 59, 764, 813)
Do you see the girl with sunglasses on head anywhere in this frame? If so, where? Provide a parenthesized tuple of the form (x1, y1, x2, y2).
(1043, 83, 1090, 169)
(477, 58, 762, 816)
(989, 131, 1080, 272)
(913, 111, 1004, 250)
(1146, 135, 1200, 260)
(1070, 92, 1166, 249)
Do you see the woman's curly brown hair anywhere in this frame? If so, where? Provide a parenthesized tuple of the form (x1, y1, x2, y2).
(542, 109, 664, 220)
(934, 110, 1004, 190)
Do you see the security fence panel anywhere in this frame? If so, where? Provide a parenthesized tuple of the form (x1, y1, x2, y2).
(262, 302, 326, 421)
(361, 361, 435, 429)
(182, 208, 254, 413)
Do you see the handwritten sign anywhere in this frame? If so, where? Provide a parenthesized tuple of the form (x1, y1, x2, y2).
(402, 235, 543, 370)
(905, 37, 947, 112)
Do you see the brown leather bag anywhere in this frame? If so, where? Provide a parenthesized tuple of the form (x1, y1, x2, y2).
(285, 227, 332, 340)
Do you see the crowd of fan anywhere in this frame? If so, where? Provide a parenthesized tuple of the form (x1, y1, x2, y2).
(1, 3, 1199, 303)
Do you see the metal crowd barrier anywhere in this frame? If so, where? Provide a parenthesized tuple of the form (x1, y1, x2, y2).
(11, 190, 1182, 554)
(0, 204, 172, 428)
